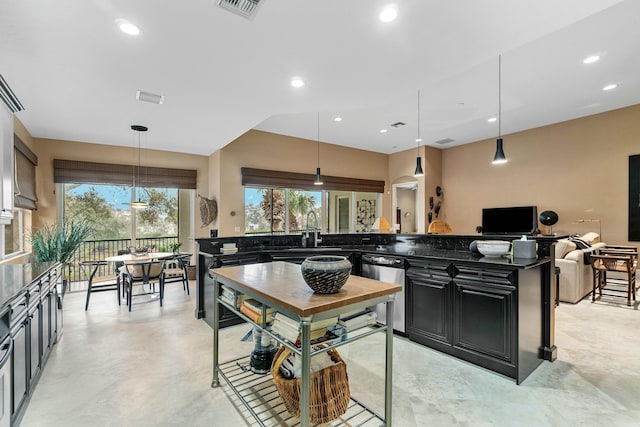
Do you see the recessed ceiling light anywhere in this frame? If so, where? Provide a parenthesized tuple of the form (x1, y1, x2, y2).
(290, 78, 304, 88)
(415, 138, 422, 142)
(583, 55, 600, 64)
(379, 5, 398, 22)
(116, 19, 141, 36)
(487, 117, 497, 123)
(603, 84, 617, 91)
(380, 129, 388, 133)
(333, 117, 342, 122)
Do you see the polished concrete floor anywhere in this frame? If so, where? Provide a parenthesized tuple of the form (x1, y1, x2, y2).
(21, 283, 640, 426)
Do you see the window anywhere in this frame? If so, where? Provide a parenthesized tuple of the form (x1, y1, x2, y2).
(244, 188, 381, 234)
(63, 183, 178, 240)
(244, 188, 321, 235)
(2, 207, 24, 258)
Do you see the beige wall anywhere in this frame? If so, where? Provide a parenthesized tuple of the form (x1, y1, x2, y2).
(442, 104, 640, 245)
(214, 130, 389, 236)
(31, 137, 210, 241)
(388, 145, 443, 232)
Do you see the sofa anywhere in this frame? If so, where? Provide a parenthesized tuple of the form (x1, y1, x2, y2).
(555, 232, 606, 303)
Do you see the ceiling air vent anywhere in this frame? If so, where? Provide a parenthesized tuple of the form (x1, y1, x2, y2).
(390, 122, 406, 128)
(217, 0, 263, 19)
(434, 138, 455, 145)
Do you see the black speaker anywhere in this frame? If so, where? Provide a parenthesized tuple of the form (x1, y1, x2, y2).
(539, 211, 558, 235)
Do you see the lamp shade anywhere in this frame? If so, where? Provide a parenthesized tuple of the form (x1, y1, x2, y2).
(414, 156, 424, 176)
(371, 217, 392, 232)
(492, 138, 507, 164)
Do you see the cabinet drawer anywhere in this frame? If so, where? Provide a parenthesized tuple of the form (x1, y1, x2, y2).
(453, 265, 515, 286)
(407, 259, 451, 278)
(8, 295, 28, 328)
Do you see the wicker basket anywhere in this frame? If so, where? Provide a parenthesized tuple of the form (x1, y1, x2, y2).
(271, 345, 350, 424)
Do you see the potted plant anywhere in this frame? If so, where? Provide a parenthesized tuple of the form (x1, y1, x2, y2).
(29, 220, 94, 294)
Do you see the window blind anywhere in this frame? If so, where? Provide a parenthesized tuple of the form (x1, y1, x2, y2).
(241, 167, 385, 193)
(14, 136, 38, 210)
(53, 159, 197, 189)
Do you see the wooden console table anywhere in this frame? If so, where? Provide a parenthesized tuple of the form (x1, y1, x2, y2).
(209, 261, 401, 427)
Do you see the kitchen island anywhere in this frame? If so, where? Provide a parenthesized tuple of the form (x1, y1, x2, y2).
(197, 233, 557, 384)
(209, 261, 401, 426)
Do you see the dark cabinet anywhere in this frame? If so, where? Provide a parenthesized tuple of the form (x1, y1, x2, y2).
(28, 302, 41, 388)
(10, 318, 27, 417)
(406, 260, 452, 347)
(40, 282, 55, 362)
(406, 260, 541, 383)
(452, 265, 516, 365)
(7, 264, 62, 425)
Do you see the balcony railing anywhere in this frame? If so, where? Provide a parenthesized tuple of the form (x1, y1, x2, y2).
(65, 236, 179, 292)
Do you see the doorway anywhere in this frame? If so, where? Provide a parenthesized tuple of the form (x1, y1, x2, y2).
(392, 180, 418, 233)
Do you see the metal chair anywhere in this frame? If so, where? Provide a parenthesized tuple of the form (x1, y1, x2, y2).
(163, 253, 191, 295)
(122, 260, 166, 312)
(590, 246, 637, 305)
(81, 261, 121, 310)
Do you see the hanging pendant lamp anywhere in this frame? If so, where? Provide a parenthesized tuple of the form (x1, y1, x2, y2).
(130, 124, 148, 208)
(492, 55, 507, 164)
(314, 112, 323, 185)
(414, 90, 425, 176)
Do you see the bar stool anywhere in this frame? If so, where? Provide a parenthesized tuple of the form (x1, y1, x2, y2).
(590, 247, 637, 305)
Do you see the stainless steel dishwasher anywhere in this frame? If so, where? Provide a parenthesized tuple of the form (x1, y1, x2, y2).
(361, 254, 407, 333)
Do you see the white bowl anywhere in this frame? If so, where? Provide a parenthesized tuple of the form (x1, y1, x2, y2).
(476, 240, 511, 257)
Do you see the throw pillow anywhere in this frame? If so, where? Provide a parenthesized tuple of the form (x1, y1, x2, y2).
(580, 232, 600, 244)
(555, 239, 577, 258)
(569, 237, 591, 250)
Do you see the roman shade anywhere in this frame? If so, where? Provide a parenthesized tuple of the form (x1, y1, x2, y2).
(53, 159, 197, 189)
(14, 136, 38, 210)
(241, 167, 385, 193)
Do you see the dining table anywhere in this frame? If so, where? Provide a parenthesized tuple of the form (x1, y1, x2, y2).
(104, 251, 175, 263)
(103, 252, 176, 305)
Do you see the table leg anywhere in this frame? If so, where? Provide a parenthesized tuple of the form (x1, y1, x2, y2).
(211, 277, 220, 388)
(300, 316, 312, 427)
(385, 295, 394, 426)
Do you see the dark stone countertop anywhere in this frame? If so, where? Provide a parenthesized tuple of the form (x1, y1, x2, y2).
(0, 262, 58, 309)
(198, 240, 549, 269)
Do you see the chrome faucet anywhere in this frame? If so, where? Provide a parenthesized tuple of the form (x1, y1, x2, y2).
(305, 210, 322, 247)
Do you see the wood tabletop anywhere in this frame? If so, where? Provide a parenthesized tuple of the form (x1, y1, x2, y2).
(104, 252, 175, 262)
(210, 261, 401, 317)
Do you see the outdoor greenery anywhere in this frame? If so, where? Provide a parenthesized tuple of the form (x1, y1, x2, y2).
(64, 184, 178, 239)
(247, 188, 320, 234)
(29, 219, 94, 264)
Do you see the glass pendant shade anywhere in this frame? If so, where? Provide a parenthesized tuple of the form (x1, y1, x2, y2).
(313, 112, 323, 185)
(131, 124, 148, 208)
(492, 138, 507, 164)
(314, 167, 323, 185)
(413, 90, 425, 177)
(492, 55, 507, 165)
(414, 156, 424, 176)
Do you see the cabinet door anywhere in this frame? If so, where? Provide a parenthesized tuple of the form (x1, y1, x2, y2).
(41, 291, 52, 360)
(0, 339, 11, 427)
(29, 306, 41, 385)
(0, 103, 13, 222)
(452, 275, 516, 363)
(406, 266, 452, 346)
(11, 322, 27, 416)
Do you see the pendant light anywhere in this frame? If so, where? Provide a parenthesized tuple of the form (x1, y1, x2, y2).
(314, 112, 323, 185)
(492, 55, 507, 164)
(413, 90, 424, 177)
(130, 124, 148, 208)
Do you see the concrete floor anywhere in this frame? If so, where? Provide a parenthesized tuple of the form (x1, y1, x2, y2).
(21, 283, 640, 426)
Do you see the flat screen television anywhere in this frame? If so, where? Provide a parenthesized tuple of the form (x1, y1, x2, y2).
(482, 206, 538, 235)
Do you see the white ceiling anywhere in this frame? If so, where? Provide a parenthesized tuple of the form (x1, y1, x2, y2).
(1, 0, 638, 156)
